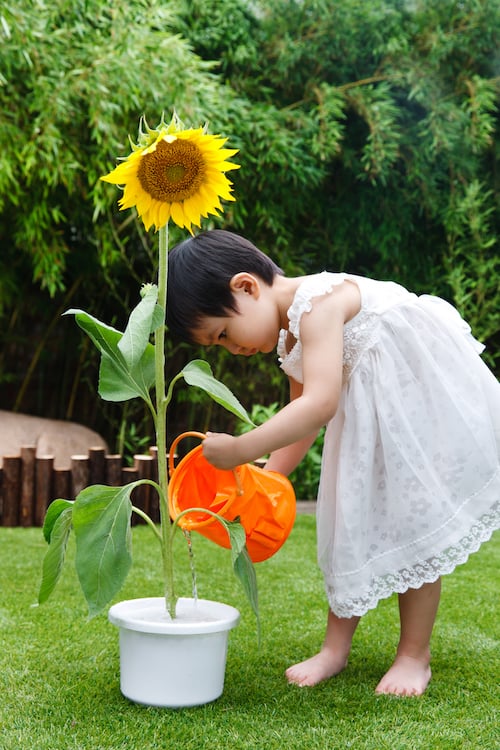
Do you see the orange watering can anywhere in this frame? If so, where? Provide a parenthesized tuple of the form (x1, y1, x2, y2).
(168, 431, 296, 562)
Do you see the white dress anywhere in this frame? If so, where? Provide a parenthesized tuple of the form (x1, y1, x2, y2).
(277, 273, 500, 618)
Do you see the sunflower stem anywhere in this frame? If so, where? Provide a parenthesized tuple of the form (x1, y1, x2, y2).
(156, 222, 176, 618)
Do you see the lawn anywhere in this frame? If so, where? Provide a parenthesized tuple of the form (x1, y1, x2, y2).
(0, 517, 498, 750)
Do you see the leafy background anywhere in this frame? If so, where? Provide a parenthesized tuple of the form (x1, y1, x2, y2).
(1, 0, 499, 489)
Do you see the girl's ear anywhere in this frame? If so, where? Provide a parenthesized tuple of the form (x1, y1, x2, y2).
(229, 272, 260, 298)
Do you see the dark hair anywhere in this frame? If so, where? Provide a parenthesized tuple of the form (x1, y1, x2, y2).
(166, 229, 283, 342)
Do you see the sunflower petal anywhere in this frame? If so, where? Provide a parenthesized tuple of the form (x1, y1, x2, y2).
(170, 201, 187, 230)
(182, 196, 204, 228)
(157, 201, 171, 229)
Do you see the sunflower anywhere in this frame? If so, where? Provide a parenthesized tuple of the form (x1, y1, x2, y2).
(101, 113, 240, 233)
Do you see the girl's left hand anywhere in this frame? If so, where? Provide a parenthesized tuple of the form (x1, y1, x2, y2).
(202, 432, 240, 470)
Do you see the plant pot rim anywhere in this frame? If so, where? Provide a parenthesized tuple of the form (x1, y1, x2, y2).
(108, 596, 240, 635)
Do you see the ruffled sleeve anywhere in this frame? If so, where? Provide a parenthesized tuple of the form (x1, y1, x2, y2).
(286, 272, 346, 339)
(277, 272, 346, 381)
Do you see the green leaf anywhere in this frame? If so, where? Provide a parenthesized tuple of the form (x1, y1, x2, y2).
(65, 309, 155, 402)
(234, 547, 260, 629)
(224, 519, 247, 564)
(42, 498, 74, 543)
(38, 506, 73, 604)
(98, 348, 155, 402)
(181, 360, 254, 425)
(72, 484, 134, 618)
(118, 284, 159, 367)
(151, 303, 165, 332)
(189, 513, 259, 628)
(213, 516, 259, 621)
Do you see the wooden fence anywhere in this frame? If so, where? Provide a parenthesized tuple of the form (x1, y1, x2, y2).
(0, 446, 162, 527)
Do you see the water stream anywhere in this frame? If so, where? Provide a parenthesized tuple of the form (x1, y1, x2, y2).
(183, 530, 198, 602)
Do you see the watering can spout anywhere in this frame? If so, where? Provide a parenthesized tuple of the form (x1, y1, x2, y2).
(168, 431, 296, 562)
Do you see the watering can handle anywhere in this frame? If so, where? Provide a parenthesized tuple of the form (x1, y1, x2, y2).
(168, 431, 244, 495)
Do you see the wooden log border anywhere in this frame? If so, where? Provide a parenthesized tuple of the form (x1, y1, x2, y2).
(0, 446, 166, 527)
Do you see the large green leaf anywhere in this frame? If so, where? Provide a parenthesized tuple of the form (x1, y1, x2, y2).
(66, 309, 156, 402)
(233, 547, 259, 626)
(118, 284, 161, 367)
(181, 360, 254, 425)
(72, 484, 134, 618)
(38, 505, 74, 604)
(98, 349, 155, 402)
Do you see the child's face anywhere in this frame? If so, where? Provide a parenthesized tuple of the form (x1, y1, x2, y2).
(191, 274, 281, 356)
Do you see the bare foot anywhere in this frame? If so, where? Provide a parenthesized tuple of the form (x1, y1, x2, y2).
(285, 648, 348, 687)
(375, 654, 431, 697)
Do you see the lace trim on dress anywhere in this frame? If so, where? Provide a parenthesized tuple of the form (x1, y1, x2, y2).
(326, 502, 500, 618)
(342, 310, 380, 379)
(277, 328, 299, 368)
(278, 307, 380, 382)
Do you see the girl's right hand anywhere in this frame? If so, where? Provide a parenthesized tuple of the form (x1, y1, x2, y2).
(202, 431, 240, 470)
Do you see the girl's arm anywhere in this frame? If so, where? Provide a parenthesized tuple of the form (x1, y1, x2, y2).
(264, 377, 319, 475)
(264, 432, 319, 476)
(203, 285, 348, 469)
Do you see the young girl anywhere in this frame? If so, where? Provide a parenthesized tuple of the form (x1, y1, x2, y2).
(167, 229, 500, 697)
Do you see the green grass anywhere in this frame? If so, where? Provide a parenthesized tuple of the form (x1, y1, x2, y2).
(1, 518, 498, 750)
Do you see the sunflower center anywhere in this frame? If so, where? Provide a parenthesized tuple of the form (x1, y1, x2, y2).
(137, 138, 205, 203)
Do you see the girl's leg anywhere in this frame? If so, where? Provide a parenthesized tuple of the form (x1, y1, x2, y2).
(286, 609, 360, 687)
(375, 578, 441, 697)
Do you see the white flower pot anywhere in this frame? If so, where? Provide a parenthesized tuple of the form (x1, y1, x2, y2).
(108, 597, 240, 708)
